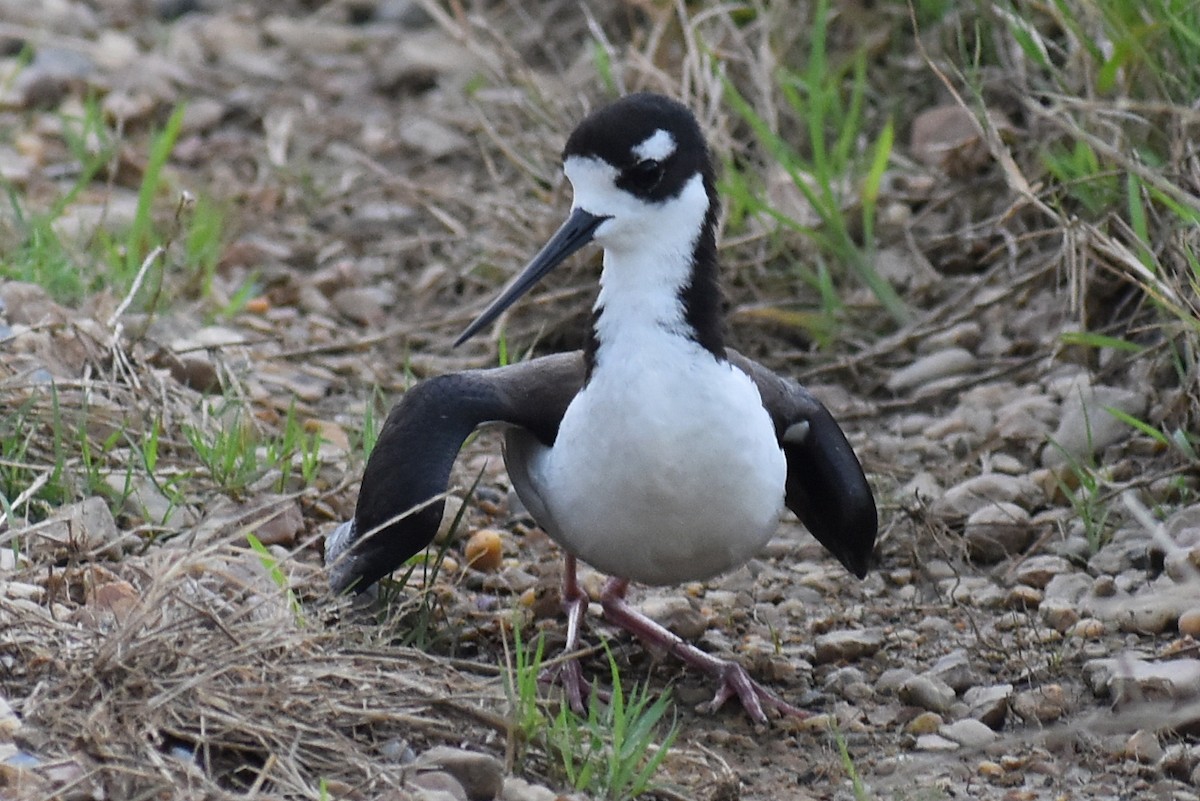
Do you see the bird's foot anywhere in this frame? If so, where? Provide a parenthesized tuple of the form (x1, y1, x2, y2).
(538, 659, 589, 713)
(704, 661, 810, 723)
(598, 578, 808, 725)
(537, 555, 603, 714)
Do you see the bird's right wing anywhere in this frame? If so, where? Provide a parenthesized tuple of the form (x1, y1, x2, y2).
(327, 352, 585, 593)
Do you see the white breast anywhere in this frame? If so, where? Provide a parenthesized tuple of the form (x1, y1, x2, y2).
(519, 333, 786, 586)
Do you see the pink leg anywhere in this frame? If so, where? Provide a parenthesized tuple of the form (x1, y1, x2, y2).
(598, 578, 809, 724)
(541, 555, 590, 713)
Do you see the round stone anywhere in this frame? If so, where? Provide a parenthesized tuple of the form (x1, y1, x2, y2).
(1178, 608, 1200, 637)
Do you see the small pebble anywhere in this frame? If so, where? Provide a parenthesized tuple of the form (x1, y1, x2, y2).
(940, 718, 998, 748)
(899, 675, 956, 714)
(410, 770, 468, 801)
(1042, 572, 1093, 604)
(1039, 599, 1079, 632)
(812, 628, 884, 664)
(464, 529, 504, 572)
(1067, 618, 1105, 639)
(413, 747, 503, 801)
(640, 596, 709, 640)
(501, 777, 558, 801)
(877, 667, 916, 695)
(914, 733, 959, 752)
(926, 650, 978, 693)
(887, 348, 976, 392)
(963, 684, 1012, 729)
(794, 713, 835, 733)
(1178, 608, 1200, 637)
(1011, 684, 1069, 723)
(999, 754, 1025, 770)
(1006, 584, 1043, 610)
(964, 502, 1033, 563)
(1013, 555, 1071, 589)
(905, 711, 943, 735)
(1125, 729, 1164, 764)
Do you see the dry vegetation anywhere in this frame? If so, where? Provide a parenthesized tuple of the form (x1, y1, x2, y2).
(1, 0, 1199, 799)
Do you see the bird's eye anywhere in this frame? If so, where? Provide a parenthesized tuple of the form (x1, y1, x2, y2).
(626, 158, 664, 189)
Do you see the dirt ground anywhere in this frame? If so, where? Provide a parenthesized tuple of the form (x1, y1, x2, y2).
(2, 1, 1200, 800)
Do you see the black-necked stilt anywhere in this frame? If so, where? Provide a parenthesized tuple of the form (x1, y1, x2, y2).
(327, 93, 877, 722)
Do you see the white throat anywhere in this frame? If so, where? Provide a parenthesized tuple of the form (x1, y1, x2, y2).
(559, 159, 710, 354)
(593, 241, 696, 350)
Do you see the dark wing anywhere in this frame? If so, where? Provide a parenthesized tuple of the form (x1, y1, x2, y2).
(728, 350, 877, 578)
(327, 352, 585, 593)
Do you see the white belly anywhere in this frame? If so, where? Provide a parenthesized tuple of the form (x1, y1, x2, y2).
(519, 347, 787, 586)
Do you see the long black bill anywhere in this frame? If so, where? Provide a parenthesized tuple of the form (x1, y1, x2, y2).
(455, 208, 609, 346)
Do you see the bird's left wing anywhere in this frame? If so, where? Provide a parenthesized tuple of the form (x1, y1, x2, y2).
(327, 352, 585, 593)
(729, 351, 878, 578)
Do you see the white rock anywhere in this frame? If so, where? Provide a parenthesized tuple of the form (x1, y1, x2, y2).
(877, 667, 916, 695)
(887, 348, 976, 392)
(932, 473, 1040, 521)
(1088, 538, 1149, 576)
(1043, 572, 1093, 604)
(1125, 729, 1164, 763)
(920, 321, 982, 353)
(413, 747, 503, 801)
(988, 453, 1026, 475)
(900, 675, 956, 714)
(963, 503, 1033, 563)
(1013, 555, 1071, 589)
(994, 395, 1058, 441)
(824, 667, 875, 702)
(1011, 684, 1069, 723)
(399, 117, 471, 159)
(900, 471, 942, 506)
(926, 650, 978, 693)
(1164, 546, 1200, 582)
(1165, 505, 1200, 545)
(812, 628, 884, 664)
(915, 733, 960, 751)
(1042, 385, 1148, 467)
(1091, 657, 1200, 707)
(1, 582, 42, 602)
(13, 497, 133, 560)
(1039, 599, 1080, 632)
(963, 684, 1012, 729)
(940, 718, 998, 748)
(640, 597, 709, 641)
(502, 777, 559, 801)
(1091, 582, 1198, 634)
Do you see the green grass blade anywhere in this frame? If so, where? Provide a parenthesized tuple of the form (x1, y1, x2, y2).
(125, 105, 186, 282)
(1058, 331, 1145, 353)
(1104, 406, 1170, 447)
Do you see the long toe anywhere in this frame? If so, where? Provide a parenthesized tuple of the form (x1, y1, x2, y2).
(706, 662, 811, 724)
(539, 660, 586, 714)
(599, 590, 808, 723)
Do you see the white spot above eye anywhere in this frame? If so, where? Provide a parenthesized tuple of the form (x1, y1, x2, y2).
(633, 129, 676, 162)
